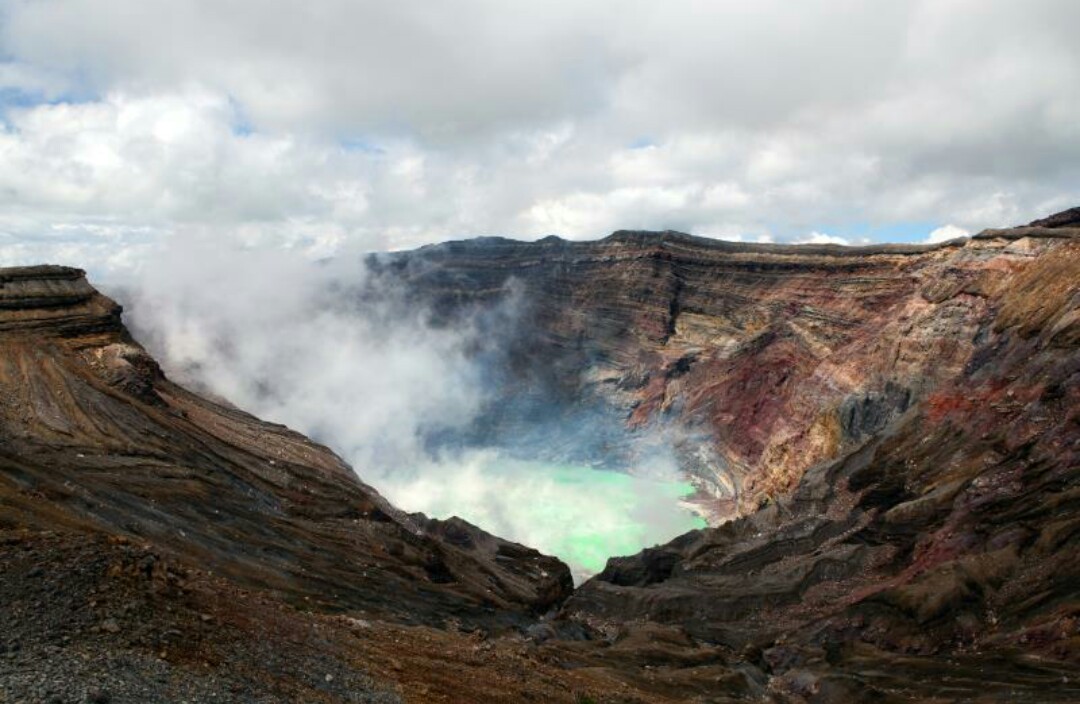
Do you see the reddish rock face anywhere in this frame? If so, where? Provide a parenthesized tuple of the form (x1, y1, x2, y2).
(379, 214, 1080, 698)
(385, 222, 1080, 522)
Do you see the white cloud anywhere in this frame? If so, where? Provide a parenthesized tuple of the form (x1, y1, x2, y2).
(121, 238, 703, 579)
(795, 231, 850, 246)
(0, 0, 1076, 276)
(2, 0, 1076, 575)
(925, 224, 971, 243)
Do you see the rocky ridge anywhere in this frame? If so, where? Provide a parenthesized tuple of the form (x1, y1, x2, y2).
(1, 210, 1078, 702)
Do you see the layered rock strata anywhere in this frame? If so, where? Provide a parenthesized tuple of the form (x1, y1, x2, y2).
(0, 266, 573, 629)
(380, 216, 1080, 524)
(1, 210, 1077, 702)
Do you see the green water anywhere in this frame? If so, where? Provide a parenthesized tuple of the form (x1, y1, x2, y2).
(384, 453, 707, 580)
(535, 464, 705, 575)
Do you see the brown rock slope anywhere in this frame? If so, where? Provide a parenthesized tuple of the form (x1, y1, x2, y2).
(0, 267, 771, 703)
(0, 264, 572, 629)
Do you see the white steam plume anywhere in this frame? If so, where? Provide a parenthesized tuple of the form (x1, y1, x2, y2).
(122, 235, 703, 581)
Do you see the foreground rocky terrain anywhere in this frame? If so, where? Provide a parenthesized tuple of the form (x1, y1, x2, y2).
(1, 209, 1078, 702)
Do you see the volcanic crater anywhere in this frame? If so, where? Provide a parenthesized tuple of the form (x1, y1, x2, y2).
(1, 209, 1078, 702)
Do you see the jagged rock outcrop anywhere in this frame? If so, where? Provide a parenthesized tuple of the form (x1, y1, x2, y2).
(0, 266, 573, 629)
(0, 265, 122, 334)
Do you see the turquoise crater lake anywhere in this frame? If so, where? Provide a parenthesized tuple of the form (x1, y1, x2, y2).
(382, 452, 708, 582)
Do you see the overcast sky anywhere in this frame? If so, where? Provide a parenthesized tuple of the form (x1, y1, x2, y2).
(0, 0, 1077, 277)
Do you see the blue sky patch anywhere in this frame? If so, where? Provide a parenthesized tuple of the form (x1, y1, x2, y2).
(339, 137, 384, 155)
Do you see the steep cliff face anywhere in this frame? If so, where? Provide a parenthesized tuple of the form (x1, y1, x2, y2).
(371, 213, 1080, 700)
(0, 265, 573, 629)
(563, 243, 1079, 686)
(379, 219, 1079, 523)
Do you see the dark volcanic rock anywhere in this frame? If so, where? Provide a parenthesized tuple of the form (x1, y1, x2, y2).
(1029, 205, 1080, 228)
(0, 265, 121, 334)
